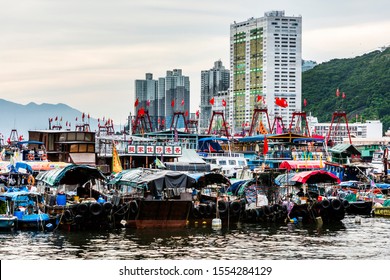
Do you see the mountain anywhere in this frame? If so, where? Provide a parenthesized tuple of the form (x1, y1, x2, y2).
(0, 99, 110, 139)
(302, 47, 390, 133)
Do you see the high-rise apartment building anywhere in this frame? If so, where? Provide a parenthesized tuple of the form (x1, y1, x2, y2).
(200, 60, 230, 131)
(135, 73, 159, 130)
(162, 69, 190, 129)
(229, 11, 302, 133)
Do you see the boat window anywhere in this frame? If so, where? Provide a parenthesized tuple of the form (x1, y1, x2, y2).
(87, 144, 95, 153)
(59, 133, 67, 142)
(229, 160, 237, 165)
(85, 133, 93, 141)
(70, 144, 78, 153)
(76, 133, 85, 141)
(79, 144, 87, 153)
(219, 160, 227, 165)
(67, 133, 76, 141)
(238, 160, 246, 166)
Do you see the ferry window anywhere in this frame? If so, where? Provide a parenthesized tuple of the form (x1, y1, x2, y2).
(67, 133, 76, 141)
(88, 144, 95, 153)
(76, 133, 85, 141)
(219, 160, 227, 165)
(79, 144, 87, 153)
(238, 160, 246, 166)
(229, 160, 236, 165)
(85, 133, 92, 141)
(70, 144, 78, 153)
(59, 133, 67, 142)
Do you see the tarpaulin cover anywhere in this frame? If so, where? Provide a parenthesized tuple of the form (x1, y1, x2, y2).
(279, 160, 321, 171)
(290, 170, 340, 184)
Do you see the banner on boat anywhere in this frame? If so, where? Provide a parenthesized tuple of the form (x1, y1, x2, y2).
(127, 145, 182, 155)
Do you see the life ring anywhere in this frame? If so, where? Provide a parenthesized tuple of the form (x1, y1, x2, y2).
(331, 199, 342, 211)
(321, 199, 330, 209)
(90, 202, 103, 216)
(77, 203, 89, 214)
(341, 199, 350, 209)
(41, 154, 47, 161)
(217, 200, 228, 214)
(230, 201, 242, 215)
(27, 154, 34, 161)
(27, 175, 35, 186)
(103, 202, 113, 213)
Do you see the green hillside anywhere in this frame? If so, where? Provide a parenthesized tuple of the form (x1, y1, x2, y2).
(302, 47, 390, 133)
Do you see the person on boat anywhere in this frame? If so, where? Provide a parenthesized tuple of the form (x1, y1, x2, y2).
(297, 188, 305, 197)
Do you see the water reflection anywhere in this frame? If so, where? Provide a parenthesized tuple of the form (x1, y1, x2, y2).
(1, 216, 389, 260)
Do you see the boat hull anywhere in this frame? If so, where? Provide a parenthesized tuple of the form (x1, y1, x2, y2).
(0, 215, 17, 230)
(373, 207, 390, 217)
(126, 199, 192, 229)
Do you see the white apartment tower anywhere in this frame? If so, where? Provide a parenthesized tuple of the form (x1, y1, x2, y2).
(229, 11, 302, 133)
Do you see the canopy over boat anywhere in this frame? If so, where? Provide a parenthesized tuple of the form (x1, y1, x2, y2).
(290, 170, 341, 184)
(35, 164, 106, 187)
(279, 160, 322, 171)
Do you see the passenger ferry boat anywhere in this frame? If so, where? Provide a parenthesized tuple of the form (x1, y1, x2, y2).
(197, 137, 248, 178)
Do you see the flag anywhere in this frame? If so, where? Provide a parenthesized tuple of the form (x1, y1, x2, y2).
(146, 100, 150, 106)
(263, 136, 268, 155)
(55, 116, 58, 121)
(112, 143, 123, 174)
(196, 110, 199, 117)
(222, 99, 226, 107)
(256, 95, 262, 102)
(336, 88, 340, 97)
(342, 92, 346, 99)
(134, 98, 139, 107)
(209, 97, 215, 105)
(171, 99, 175, 107)
(82, 113, 85, 121)
(181, 99, 185, 106)
(155, 158, 166, 169)
(303, 99, 307, 107)
(138, 107, 145, 116)
(185, 110, 188, 117)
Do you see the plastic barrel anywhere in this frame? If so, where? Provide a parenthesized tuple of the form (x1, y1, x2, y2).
(56, 194, 67, 206)
(14, 211, 24, 220)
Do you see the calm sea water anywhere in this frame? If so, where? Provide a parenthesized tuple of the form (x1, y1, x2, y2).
(1, 215, 390, 260)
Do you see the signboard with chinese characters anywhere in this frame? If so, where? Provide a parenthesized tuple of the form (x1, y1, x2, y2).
(127, 145, 182, 155)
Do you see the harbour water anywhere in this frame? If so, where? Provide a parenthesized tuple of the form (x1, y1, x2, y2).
(1, 215, 390, 260)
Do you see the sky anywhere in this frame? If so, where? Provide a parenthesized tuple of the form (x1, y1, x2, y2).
(1, 0, 389, 127)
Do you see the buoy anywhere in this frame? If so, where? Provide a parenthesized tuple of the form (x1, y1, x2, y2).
(355, 216, 361, 224)
(316, 216, 323, 227)
(212, 218, 222, 230)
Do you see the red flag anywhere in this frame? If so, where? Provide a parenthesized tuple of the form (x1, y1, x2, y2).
(196, 110, 199, 117)
(336, 88, 340, 97)
(157, 118, 160, 124)
(303, 99, 307, 107)
(134, 98, 139, 107)
(181, 99, 185, 106)
(138, 107, 145, 116)
(256, 95, 262, 102)
(185, 110, 188, 117)
(275, 97, 288, 108)
(55, 116, 58, 121)
(209, 97, 215, 105)
(263, 136, 268, 155)
(171, 99, 175, 107)
(146, 100, 150, 106)
(87, 114, 90, 119)
(161, 119, 165, 125)
(82, 113, 85, 121)
(342, 92, 346, 99)
(222, 99, 226, 107)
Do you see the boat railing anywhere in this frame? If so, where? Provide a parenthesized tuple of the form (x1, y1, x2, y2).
(204, 152, 245, 158)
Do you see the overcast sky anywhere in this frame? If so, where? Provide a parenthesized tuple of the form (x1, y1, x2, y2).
(1, 0, 389, 126)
